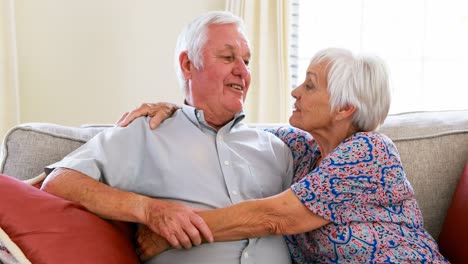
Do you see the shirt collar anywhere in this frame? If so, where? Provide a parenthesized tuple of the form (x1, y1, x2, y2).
(181, 104, 245, 132)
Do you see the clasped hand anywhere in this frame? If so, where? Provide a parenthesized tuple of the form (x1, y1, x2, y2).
(137, 199, 212, 260)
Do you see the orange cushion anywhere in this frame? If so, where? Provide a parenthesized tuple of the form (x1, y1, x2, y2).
(438, 161, 468, 263)
(0, 174, 139, 264)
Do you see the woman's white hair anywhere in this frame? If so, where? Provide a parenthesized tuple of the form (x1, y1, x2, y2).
(174, 11, 247, 91)
(310, 48, 391, 132)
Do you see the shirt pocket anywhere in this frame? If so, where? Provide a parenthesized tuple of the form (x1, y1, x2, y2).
(232, 163, 265, 200)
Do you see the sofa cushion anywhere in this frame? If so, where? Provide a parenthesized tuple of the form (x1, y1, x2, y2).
(0, 174, 139, 264)
(438, 161, 468, 263)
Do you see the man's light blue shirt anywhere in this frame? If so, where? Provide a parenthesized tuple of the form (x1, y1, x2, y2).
(47, 105, 294, 264)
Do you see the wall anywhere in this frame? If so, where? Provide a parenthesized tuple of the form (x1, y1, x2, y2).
(0, 0, 20, 140)
(12, 0, 224, 127)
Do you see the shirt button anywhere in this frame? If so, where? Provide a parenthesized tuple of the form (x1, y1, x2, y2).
(224, 160, 230, 166)
(232, 190, 238, 195)
(244, 252, 249, 258)
(196, 112, 201, 118)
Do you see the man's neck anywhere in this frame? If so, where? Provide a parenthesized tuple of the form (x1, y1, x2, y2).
(204, 111, 235, 131)
(184, 101, 236, 131)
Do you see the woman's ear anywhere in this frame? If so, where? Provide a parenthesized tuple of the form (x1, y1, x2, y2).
(336, 105, 356, 121)
(179, 51, 192, 80)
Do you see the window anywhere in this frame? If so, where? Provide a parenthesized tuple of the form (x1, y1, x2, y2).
(293, 0, 468, 114)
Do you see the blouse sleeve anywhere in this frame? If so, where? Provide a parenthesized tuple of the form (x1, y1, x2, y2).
(264, 126, 318, 176)
(291, 132, 416, 224)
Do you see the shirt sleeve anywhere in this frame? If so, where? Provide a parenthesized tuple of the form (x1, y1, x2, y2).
(291, 132, 415, 224)
(45, 117, 151, 186)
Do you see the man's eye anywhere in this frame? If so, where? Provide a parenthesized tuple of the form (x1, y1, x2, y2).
(244, 60, 250, 66)
(223, 56, 234, 61)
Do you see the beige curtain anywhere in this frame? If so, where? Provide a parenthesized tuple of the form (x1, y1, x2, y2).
(226, 0, 292, 123)
(0, 0, 19, 141)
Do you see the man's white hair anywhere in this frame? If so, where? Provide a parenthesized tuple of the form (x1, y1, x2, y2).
(310, 48, 391, 131)
(174, 11, 247, 91)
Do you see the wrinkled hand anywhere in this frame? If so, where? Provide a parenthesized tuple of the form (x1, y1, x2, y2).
(116, 102, 180, 129)
(143, 199, 213, 249)
(135, 225, 170, 261)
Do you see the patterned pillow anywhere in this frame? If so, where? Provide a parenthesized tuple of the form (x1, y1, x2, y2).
(0, 174, 139, 264)
(438, 161, 468, 263)
(0, 227, 29, 264)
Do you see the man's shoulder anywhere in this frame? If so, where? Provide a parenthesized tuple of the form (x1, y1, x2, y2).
(122, 112, 185, 132)
(112, 116, 151, 133)
(231, 123, 290, 146)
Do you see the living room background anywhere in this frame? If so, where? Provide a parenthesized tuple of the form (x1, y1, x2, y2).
(1, 0, 467, 141)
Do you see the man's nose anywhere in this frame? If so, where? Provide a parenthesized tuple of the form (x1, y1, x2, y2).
(232, 58, 249, 77)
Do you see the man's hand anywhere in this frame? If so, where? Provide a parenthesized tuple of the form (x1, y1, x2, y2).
(116, 102, 180, 129)
(142, 199, 213, 249)
(135, 225, 170, 261)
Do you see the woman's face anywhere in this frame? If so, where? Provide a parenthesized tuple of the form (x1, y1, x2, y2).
(289, 61, 335, 132)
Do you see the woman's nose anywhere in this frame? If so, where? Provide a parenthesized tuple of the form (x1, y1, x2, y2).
(291, 86, 300, 99)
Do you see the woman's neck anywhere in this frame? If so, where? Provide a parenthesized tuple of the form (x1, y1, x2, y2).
(309, 122, 358, 159)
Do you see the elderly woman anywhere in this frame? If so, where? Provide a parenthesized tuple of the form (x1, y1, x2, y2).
(123, 48, 448, 263)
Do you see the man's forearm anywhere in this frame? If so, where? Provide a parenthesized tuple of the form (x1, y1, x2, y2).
(41, 168, 147, 223)
(43, 168, 214, 249)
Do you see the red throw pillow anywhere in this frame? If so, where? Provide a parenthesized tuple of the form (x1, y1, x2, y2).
(0, 174, 139, 264)
(438, 161, 468, 263)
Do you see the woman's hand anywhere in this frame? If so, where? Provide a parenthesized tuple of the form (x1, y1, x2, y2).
(136, 225, 170, 261)
(116, 102, 180, 129)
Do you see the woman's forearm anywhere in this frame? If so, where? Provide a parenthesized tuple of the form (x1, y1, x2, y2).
(198, 189, 329, 242)
(198, 199, 276, 241)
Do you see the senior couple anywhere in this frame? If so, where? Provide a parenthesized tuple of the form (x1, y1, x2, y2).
(41, 11, 448, 263)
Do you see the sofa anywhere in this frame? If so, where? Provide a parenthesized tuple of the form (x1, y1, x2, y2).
(1, 110, 468, 263)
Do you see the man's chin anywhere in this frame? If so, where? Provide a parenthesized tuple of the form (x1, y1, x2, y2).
(226, 103, 244, 115)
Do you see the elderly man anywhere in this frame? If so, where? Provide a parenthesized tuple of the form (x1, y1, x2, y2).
(41, 11, 293, 264)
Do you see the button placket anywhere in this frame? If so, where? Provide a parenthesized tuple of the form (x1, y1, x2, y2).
(216, 132, 239, 203)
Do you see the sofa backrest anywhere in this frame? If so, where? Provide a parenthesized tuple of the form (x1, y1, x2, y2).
(1, 111, 468, 240)
(378, 111, 468, 240)
(0, 123, 109, 180)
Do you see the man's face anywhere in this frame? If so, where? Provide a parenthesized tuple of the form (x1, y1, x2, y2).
(185, 23, 251, 127)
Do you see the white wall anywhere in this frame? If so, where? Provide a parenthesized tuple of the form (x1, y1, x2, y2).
(13, 0, 224, 126)
(0, 0, 20, 140)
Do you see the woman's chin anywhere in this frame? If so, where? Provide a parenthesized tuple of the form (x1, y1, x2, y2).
(289, 116, 301, 129)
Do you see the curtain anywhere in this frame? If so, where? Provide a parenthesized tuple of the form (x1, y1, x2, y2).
(0, 0, 19, 140)
(226, 0, 292, 123)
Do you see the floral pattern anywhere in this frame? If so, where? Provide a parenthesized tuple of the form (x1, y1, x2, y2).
(267, 127, 448, 264)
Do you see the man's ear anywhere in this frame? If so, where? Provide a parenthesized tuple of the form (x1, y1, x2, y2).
(336, 104, 356, 121)
(179, 51, 192, 80)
